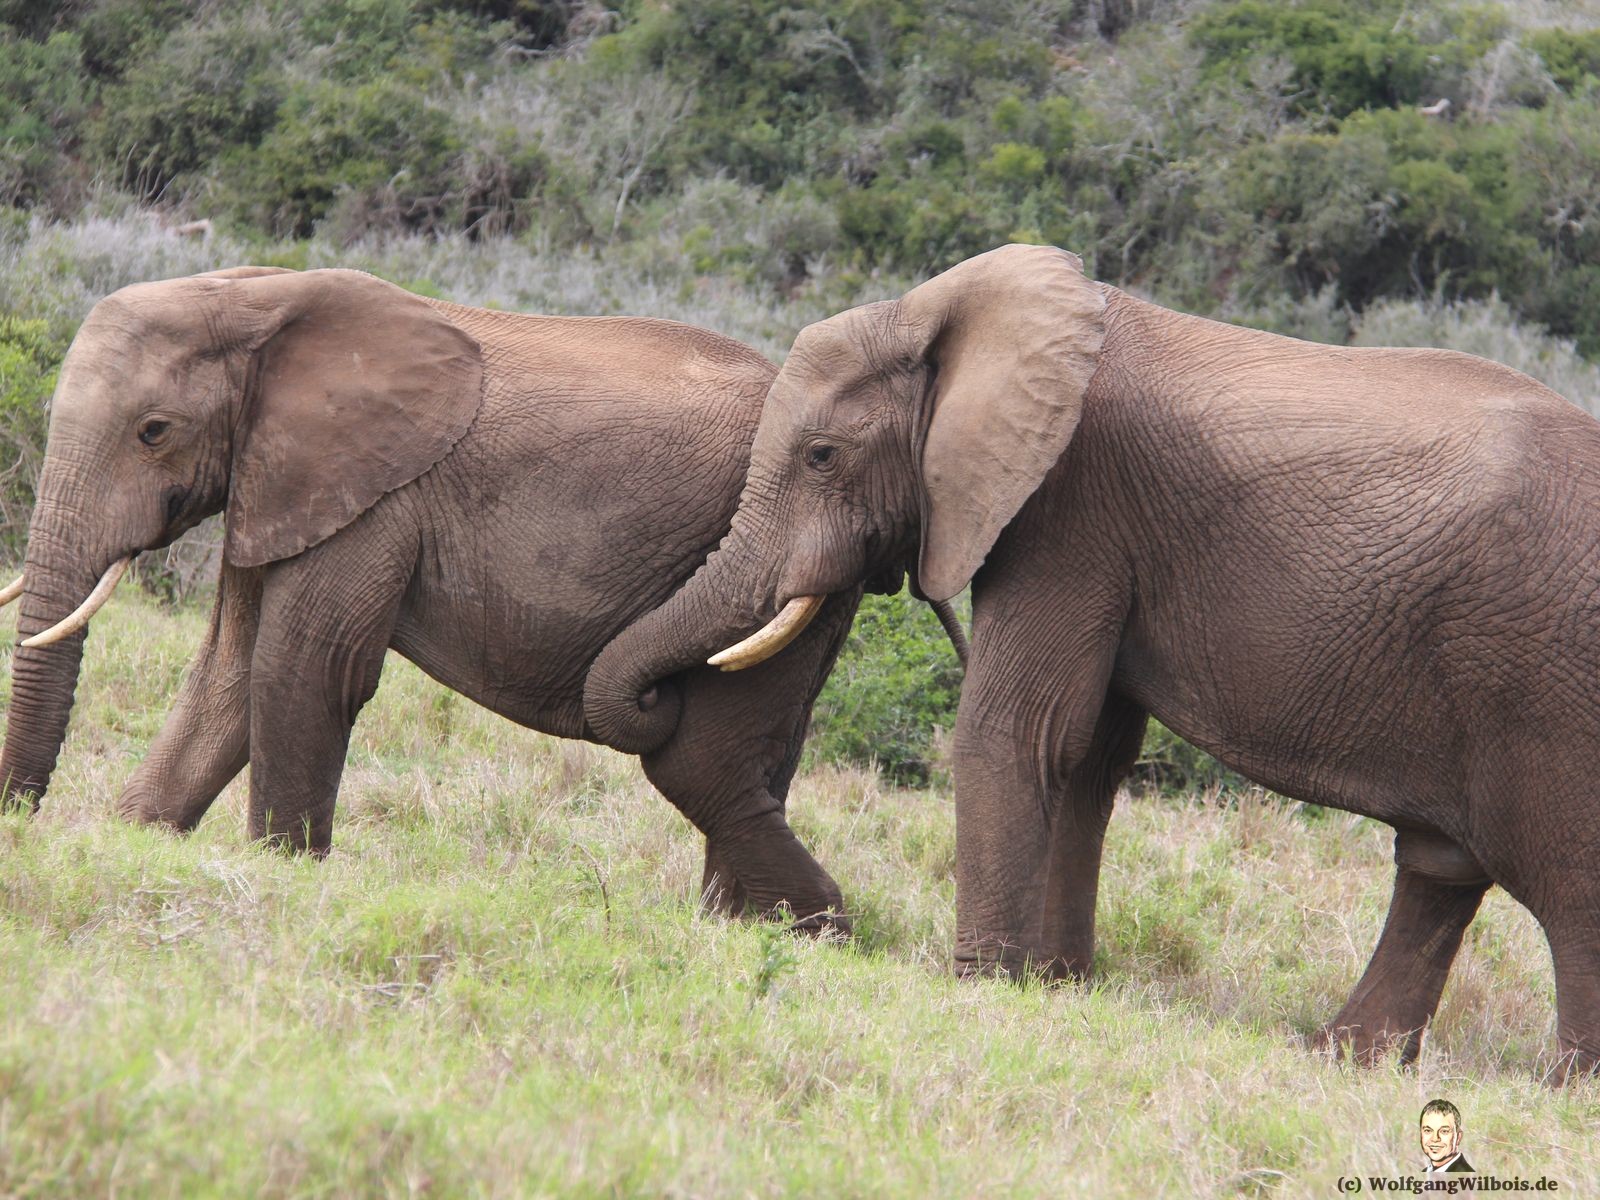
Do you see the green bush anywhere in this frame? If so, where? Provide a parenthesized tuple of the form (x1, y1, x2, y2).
(806, 588, 964, 785)
(595, 0, 888, 187)
(216, 76, 548, 239)
(0, 316, 69, 557)
(979, 142, 1047, 189)
(90, 16, 285, 203)
(1190, 0, 1480, 118)
(421, 0, 578, 50)
(1528, 27, 1600, 94)
(0, 30, 93, 212)
(293, 0, 425, 80)
(1131, 720, 1252, 798)
(1508, 94, 1600, 357)
(1217, 107, 1540, 311)
(65, 0, 189, 79)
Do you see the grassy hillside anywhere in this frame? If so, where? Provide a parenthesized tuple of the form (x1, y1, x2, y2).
(0, 579, 1595, 1198)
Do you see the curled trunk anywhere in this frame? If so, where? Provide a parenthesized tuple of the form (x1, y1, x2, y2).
(585, 524, 778, 755)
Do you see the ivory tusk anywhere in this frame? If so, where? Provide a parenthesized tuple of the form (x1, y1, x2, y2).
(708, 594, 825, 672)
(0, 573, 22, 608)
(20, 557, 131, 648)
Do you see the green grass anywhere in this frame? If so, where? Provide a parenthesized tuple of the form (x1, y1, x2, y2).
(0, 591, 1595, 1197)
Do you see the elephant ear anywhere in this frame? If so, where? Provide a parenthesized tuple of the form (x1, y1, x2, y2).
(899, 244, 1106, 603)
(224, 268, 484, 567)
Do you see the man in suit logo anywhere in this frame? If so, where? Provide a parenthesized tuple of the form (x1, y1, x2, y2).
(1419, 1099, 1474, 1174)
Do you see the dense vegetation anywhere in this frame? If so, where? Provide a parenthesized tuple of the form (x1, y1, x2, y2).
(4, 0, 1600, 777)
(6, 0, 1600, 346)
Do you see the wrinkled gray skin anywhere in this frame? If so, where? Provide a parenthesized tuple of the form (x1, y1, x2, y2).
(1, 265, 861, 927)
(586, 244, 1600, 1077)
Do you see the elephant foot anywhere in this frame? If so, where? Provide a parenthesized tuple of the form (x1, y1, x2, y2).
(254, 832, 331, 860)
(1543, 1044, 1600, 1086)
(114, 786, 181, 831)
(1309, 1015, 1424, 1068)
(788, 908, 853, 938)
(250, 809, 333, 858)
(709, 886, 850, 937)
(115, 770, 222, 833)
(0, 787, 40, 815)
(954, 941, 1085, 984)
(700, 875, 748, 919)
(699, 843, 750, 919)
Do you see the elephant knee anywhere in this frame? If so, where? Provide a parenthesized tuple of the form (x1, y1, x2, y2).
(115, 774, 204, 832)
(114, 777, 155, 824)
(790, 907, 852, 938)
(114, 789, 170, 830)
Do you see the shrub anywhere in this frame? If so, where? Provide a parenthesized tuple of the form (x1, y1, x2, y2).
(421, 0, 591, 51)
(1527, 27, 1600, 93)
(806, 588, 964, 786)
(979, 142, 1047, 189)
(1131, 720, 1252, 798)
(215, 78, 451, 237)
(215, 75, 548, 240)
(1190, 0, 1479, 118)
(89, 14, 286, 204)
(1507, 93, 1600, 356)
(0, 316, 68, 558)
(1217, 108, 1538, 311)
(292, 0, 426, 81)
(70, 0, 190, 79)
(0, 30, 93, 212)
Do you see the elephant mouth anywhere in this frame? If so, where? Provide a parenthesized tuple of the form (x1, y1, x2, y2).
(706, 594, 825, 672)
(163, 484, 189, 529)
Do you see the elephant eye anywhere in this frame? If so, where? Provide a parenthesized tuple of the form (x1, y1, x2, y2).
(805, 443, 836, 470)
(138, 418, 171, 447)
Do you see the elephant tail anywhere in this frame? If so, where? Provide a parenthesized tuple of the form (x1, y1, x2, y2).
(929, 596, 969, 668)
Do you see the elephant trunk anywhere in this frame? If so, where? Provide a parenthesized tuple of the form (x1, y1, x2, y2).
(0, 487, 117, 809)
(585, 498, 784, 755)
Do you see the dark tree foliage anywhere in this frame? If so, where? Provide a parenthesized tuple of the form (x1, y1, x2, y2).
(422, 0, 578, 48)
(4, 0, 1594, 349)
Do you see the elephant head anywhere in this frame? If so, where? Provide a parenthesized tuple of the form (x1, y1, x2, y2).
(584, 244, 1104, 751)
(1, 267, 483, 808)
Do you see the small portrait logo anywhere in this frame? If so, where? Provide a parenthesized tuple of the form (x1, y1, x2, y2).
(1418, 1099, 1473, 1175)
(1337, 1099, 1560, 1194)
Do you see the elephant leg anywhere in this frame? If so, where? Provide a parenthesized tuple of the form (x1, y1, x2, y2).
(117, 563, 262, 831)
(1033, 693, 1149, 981)
(643, 590, 859, 931)
(1315, 831, 1490, 1066)
(695, 674, 820, 918)
(699, 842, 748, 919)
(951, 601, 1123, 979)
(245, 548, 406, 856)
(1542, 895, 1600, 1082)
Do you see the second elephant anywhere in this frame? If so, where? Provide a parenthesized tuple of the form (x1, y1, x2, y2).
(587, 243, 1600, 1076)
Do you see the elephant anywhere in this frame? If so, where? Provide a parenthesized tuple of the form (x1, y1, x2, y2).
(0, 263, 887, 928)
(584, 242, 1600, 1077)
